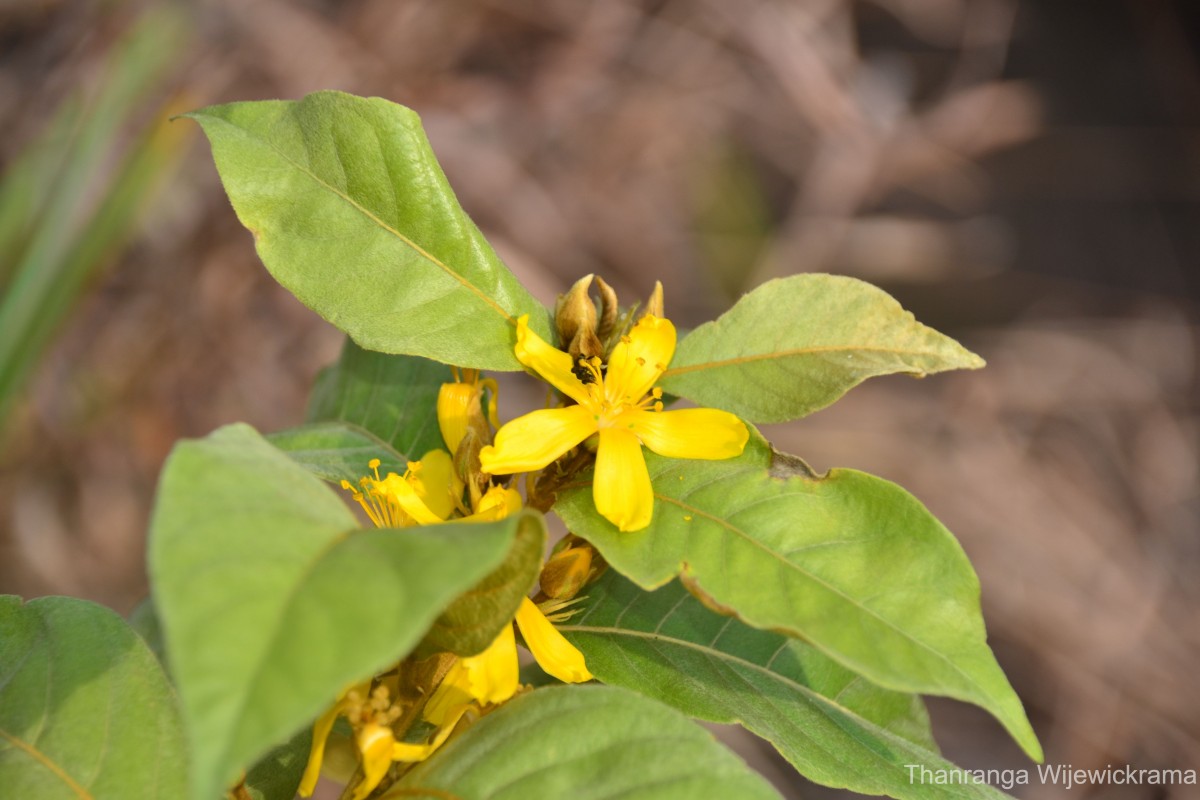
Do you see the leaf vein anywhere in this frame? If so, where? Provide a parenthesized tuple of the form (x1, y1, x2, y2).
(226, 117, 516, 325)
(663, 344, 965, 378)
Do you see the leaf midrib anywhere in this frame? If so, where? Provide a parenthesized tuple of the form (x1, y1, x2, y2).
(557, 476, 990, 705)
(559, 624, 1000, 800)
(662, 344, 973, 378)
(652, 488, 987, 701)
(0, 727, 93, 800)
(203, 112, 516, 326)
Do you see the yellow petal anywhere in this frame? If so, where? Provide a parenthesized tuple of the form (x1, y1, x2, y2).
(378, 473, 442, 526)
(626, 408, 749, 460)
(393, 704, 470, 763)
(462, 486, 523, 522)
(480, 405, 597, 474)
(514, 314, 593, 407)
(424, 627, 517, 725)
(604, 314, 675, 405)
(412, 449, 459, 521)
(391, 741, 435, 763)
(514, 597, 593, 683)
(437, 382, 476, 455)
(297, 702, 341, 797)
(422, 660, 473, 729)
(594, 427, 654, 532)
(462, 623, 519, 705)
(350, 723, 395, 800)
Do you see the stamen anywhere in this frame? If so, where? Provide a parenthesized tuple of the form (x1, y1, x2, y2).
(630, 386, 665, 413)
(537, 595, 588, 622)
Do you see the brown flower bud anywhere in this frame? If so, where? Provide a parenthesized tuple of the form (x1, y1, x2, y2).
(555, 274, 604, 360)
(540, 534, 606, 600)
(540, 546, 593, 601)
(641, 280, 664, 319)
(594, 275, 620, 341)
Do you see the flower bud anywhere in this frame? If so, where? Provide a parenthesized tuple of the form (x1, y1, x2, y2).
(555, 274, 604, 360)
(595, 275, 619, 341)
(540, 545, 593, 601)
(642, 280, 664, 320)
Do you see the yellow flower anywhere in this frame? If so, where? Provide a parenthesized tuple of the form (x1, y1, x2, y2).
(423, 595, 592, 731)
(302, 405, 592, 796)
(298, 680, 472, 800)
(340, 453, 459, 527)
(437, 367, 499, 456)
(298, 683, 412, 800)
(479, 313, 749, 531)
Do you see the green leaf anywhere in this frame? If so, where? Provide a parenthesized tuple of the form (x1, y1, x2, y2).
(554, 430, 1041, 761)
(186, 92, 553, 371)
(305, 337, 450, 459)
(394, 684, 782, 800)
(267, 421, 408, 483)
(149, 423, 527, 800)
(0, 595, 188, 799)
(128, 596, 167, 668)
(659, 274, 985, 423)
(562, 573, 1012, 799)
(268, 415, 548, 657)
(420, 502, 546, 657)
(242, 727, 310, 800)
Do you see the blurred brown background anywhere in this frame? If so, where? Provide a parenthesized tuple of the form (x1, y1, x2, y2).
(1, 0, 1198, 797)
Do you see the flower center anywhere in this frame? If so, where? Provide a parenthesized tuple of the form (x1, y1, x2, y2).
(341, 458, 425, 528)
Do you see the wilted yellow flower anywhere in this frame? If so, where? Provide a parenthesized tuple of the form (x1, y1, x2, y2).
(479, 314, 748, 531)
(437, 367, 498, 457)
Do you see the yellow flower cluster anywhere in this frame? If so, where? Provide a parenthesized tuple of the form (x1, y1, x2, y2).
(299, 371, 591, 800)
(303, 280, 746, 799)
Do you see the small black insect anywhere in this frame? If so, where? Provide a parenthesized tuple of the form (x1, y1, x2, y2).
(572, 356, 604, 385)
